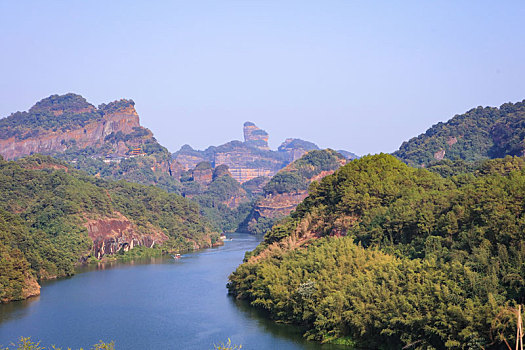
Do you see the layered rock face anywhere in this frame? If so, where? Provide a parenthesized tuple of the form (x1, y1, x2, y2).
(174, 122, 357, 185)
(85, 212, 168, 259)
(0, 93, 181, 192)
(213, 141, 283, 183)
(0, 95, 146, 160)
(180, 162, 250, 210)
(243, 121, 269, 150)
(192, 162, 213, 185)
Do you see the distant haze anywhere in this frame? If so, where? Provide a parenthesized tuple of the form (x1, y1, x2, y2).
(1, 1, 524, 155)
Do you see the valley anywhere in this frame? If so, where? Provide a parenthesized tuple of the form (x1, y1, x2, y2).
(0, 94, 524, 349)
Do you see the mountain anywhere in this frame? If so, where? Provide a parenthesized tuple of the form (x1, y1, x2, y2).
(178, 161, 254, 232)
(228, 154, 524, 348)
(178, 149, 350, 234)
(394, 99, 525, 166)
(172, 122, 357, 232)
(0, 93, 182, 192)
(173, 121, 357, 183)
(240, 149, 348, 234)
(0, 155, 217, 303)
(0, 94, 360, 233)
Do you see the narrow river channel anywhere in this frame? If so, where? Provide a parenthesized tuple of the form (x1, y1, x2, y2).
(0, 233, 347, 349)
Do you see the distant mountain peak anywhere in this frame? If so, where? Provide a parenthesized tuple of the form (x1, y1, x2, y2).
(29, 93, 96, 116)
(0, 93, 147, 160)
(243, 121, 269, 150)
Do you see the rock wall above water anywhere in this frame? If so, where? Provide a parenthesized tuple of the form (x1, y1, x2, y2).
(85, 212, 168, 259)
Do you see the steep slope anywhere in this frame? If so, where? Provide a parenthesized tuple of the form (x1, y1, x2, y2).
(0, 93, 182, 192)
(0, 155, 217, 303)
(241, 149, 347, 234)
(394, 99, 525, 166)
(228, 154, 524, 348)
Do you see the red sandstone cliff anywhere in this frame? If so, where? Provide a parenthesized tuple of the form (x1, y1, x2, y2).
(84, 212, 169, 259)
(0, 103, 144, 160)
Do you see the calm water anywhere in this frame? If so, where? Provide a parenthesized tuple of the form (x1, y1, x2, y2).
(0, 233, 346, 349)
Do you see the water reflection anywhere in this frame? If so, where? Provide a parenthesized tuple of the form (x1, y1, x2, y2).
(0, 295, 40, 325)
(229, 298, 349, 350)
(0, 233, 349, 349)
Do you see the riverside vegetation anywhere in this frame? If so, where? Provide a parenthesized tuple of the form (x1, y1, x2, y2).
(2, 94, 525, 348)
(1, 337, 241, 350)
(228, 154, 525, 349)
(0, 155, 217, 303)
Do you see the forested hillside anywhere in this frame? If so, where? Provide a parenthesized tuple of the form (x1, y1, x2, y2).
(228, 154, 524, 349)
(0, 155, 216, 303)
(179, 162, 254, 232)
(0, 93, 183, 193)
(241, 149, 347, 234)
(394, 99, 525, 166)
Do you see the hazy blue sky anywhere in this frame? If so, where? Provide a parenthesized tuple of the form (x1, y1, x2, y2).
(1, 1, 524, 155)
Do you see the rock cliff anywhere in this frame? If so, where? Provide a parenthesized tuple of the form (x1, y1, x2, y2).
(243, 121, 269, 150)
(0, 93, 181, 192)
(173, 122, 357, 185)
(85, 212, 168, 259)
(0, 95, 144, 160)
(0, 154, 216, 303)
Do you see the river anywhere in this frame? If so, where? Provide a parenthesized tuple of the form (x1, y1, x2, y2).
(0, 233, 346, 349)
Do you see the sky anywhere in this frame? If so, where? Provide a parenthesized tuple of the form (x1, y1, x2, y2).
(1, 1, 524, 156)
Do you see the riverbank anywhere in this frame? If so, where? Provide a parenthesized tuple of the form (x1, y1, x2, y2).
(0, 233, 347, 350)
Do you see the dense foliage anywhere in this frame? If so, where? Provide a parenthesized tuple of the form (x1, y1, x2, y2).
(0, 155, 214, 302)
(278, 138, 319, 152)
(240, 150, 346, 235)
(0, 93, 181, 193)
(57, 144, 182, 194)
(394, 100, 525, 166)
(98, 99, 135, 114)
(1, 337, 114, 350)
(180, 166, 253, 232)
(229, 154, 524, 349)
(0, 94, 102, 140)
(263, 149, 344, 195)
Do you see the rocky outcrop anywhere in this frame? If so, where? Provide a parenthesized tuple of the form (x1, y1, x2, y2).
(227, 166, 274, 183)
(278, 138, 319, 162)
(21, 274, 41, 300)
(192, 162, 213, 185)
(0, 94, 182, 192)
(0, 97, 146, 160)
(84, 212, 168, 259)
(243, 121, 269, 150)
(434, 149, 446, 160)
(174, 122, 359, 185)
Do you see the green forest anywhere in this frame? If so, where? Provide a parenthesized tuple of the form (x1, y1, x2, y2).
(0, 94, 102, 140)
(394, 100, 525, 166)
(178, 162, 255, 232)
(263, 149, 345, 195)
(0, 155, 216, 303)
(228, 154, 524, 349)
(57, 141, 183, 194)
(242, 149, 347, 235)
